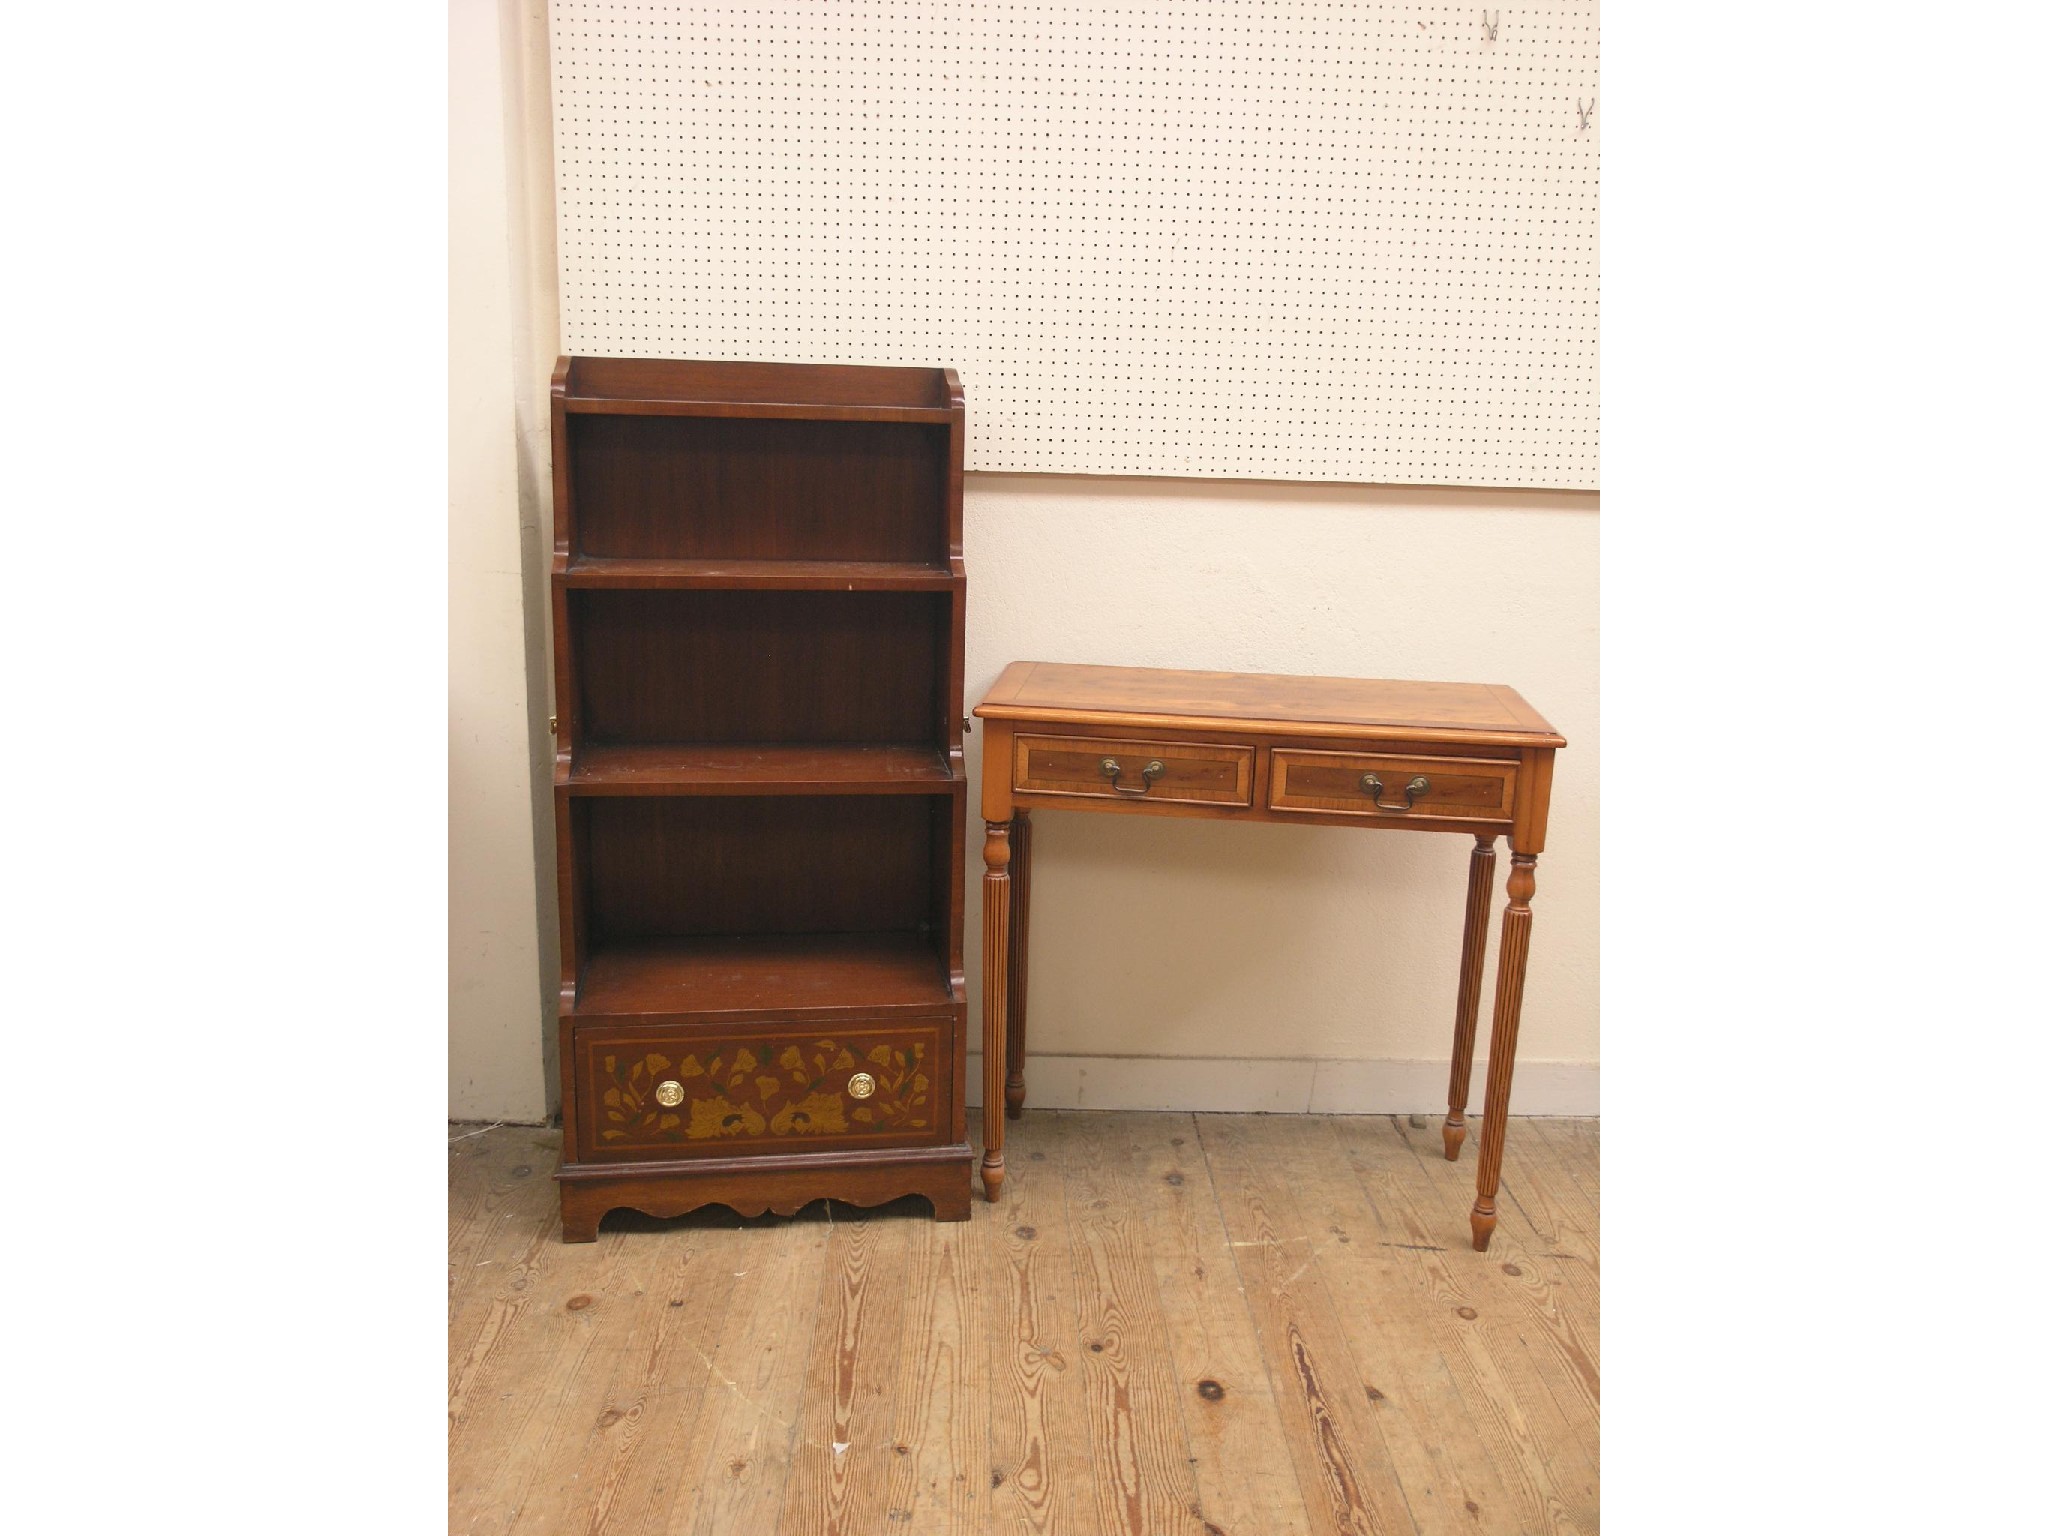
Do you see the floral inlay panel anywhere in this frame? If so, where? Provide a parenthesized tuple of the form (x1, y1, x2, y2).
(593, 1036, 933, 1148)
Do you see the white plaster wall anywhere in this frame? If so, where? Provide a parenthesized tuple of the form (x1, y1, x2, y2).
(450, 0, 558, 1121)
(962, 476, 1598, 1109)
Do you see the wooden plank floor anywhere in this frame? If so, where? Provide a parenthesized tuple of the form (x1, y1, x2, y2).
(451, 1112, 1598, 1535)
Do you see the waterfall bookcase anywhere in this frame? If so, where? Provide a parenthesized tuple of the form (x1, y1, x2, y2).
(547, 357, 971, 1240)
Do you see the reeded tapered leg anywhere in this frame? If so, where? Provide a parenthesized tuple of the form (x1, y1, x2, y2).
(1005, 811, 1032, 1119)
(1444, 835, 1498, 1161)
(1471, 852, 1537, 1251)
(981, 820, 1013, 1201)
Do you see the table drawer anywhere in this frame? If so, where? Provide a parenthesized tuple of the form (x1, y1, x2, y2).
(1013, 733, 1254, 807)
(574, 1022, 946, 1162)
(1268, 750, 1516, 826)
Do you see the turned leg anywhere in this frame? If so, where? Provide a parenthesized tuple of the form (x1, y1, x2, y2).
(1444, 835, 1498, 1161)
(1005, 811, 1032, 1119)
(1471, 851, 1537, 1251)
(981, 820, 1013, 1202)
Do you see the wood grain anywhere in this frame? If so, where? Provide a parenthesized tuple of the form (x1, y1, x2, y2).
(452, 1115, 1598, 1534)
(1198, 1115, 1418, 1536)
(566, 742, 960, 795)
(980, 821, 1012, 1202)
(985, 1105, 1091, 1535)
(883, 1190, 993, 1532)
(676, 1207, 836, 1536)
(575, 932, 955, 1018)
(1520, 1119, 1603, 1269)
(1097, 1112, 1317, 1536)
(1268, 749, 1516, 828)
(521, 1233, 750, 1536)
(452, 1200, 744, 1533)
(1444, 835, 1498, 1161)
(975, 662, 1563, 1249)
(1057, 1113, 1208, 1535)
(562, 355, 954, 415)
(1339, 1117, 1600, 1532)
(1004, 811, 1033, 1119)
(449, 1131, 571, 1416)
(977, 661, 1564, 748)
(568, 413, 949, 562)
(561, 555, 955, 590)
(1013, 734, 1255, 808)
(1263, 1114, 1533, 1533)
(571, 1024, 948, 1161)
(774, 1201, 918, 1535)
(571, 588, 947, 748)
(584, 793, 936, 939)
(551, 357, 969, 1232)
(1471, 854, 1538, 1252)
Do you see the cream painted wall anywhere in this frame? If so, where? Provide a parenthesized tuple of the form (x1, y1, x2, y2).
(450, 0, 559, 1121)
(446, 10, 1599, 1120)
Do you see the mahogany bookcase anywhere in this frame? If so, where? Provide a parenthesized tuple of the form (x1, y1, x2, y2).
(547, 357, 971, 1240)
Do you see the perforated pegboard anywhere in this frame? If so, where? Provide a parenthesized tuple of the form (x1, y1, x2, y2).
(550, 2, 1599, 488)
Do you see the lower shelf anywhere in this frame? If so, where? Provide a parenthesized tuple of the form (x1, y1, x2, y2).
(565, 742, 959, 794)
(575, 931, 954, 1016)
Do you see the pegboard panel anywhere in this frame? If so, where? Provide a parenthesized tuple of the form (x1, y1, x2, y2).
(550, 2, 1599, 488)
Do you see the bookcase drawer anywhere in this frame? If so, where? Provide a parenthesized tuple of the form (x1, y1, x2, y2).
(573, 1022, 950, 1162)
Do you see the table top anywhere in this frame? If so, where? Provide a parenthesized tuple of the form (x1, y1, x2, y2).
(974, 662, 1564, 748)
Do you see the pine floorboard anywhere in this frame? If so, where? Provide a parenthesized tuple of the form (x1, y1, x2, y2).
(450, 1112, 1599, 1534)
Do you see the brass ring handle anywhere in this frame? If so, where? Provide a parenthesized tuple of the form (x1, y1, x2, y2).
(1100, 757, 1166, 796)
(1359, 773, 1431, 811)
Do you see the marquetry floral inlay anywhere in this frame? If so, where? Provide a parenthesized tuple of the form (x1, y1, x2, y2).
(597, 1039, 931, 1144)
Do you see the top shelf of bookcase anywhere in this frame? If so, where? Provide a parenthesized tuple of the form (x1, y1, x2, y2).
(556, 357, 961, 423)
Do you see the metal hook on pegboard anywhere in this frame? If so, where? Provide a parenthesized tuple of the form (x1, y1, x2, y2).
(1481, 12, 1499, 43)
(1577, 97, 1596, 132)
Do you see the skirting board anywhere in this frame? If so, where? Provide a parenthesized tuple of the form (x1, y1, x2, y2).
(966, 1054, 1599, 1117)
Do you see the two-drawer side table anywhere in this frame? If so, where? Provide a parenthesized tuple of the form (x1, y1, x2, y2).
(972, 662, 1566, 1251)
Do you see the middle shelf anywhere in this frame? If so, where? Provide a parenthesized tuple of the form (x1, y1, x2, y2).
(561, 588, 952, 752)
(564, 742, 961, 795)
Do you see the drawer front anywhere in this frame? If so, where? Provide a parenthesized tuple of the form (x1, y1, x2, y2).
(575, 1021, 949, 1161)
(1268, 750, 1516, 826)
(1013, 733, 1253, 807)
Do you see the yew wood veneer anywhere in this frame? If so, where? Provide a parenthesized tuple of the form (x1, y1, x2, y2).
(973, 661, 1566, 1251)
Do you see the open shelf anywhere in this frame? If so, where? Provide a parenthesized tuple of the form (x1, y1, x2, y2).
(566, 742, 960, 795)
(567, 414, 949, 563)
(562, 556, 955, 591)
(572, 793, 954, 968)
(575, 932, 954, 1017)
(569, 589, 947, 750)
